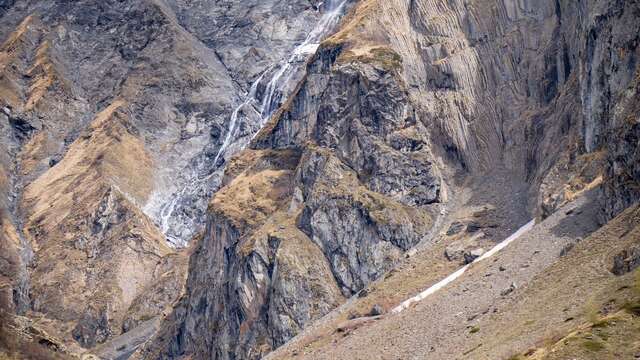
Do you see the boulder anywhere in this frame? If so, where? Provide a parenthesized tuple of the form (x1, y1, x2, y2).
(464, 248, 486, 264)
(444, 233, 486, 264)
(367, 304, 384, 317)
(444, 241, 467, 262)
(500, 282, 517, 297)
(612, 246, 640, 275)
(446, 221, 465, 236)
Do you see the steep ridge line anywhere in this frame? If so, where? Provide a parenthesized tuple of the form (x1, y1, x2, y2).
(392, 219, 535, 313)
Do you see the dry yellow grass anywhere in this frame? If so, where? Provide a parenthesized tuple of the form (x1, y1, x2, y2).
(322, 0, 378, 49)
(0, 14, 70, 113)
(23, 100, 155, 232)
(17, 131, 54, 176)
(24, 40, 56, 111)
(212, 149, 301, 236)
(15, 100, 173, 346)
(475, 204, 640, 359)
(0, 15, 33, 72)
(0, 16, 34, 108)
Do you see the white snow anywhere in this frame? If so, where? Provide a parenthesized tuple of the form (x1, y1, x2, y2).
(391, 219, 535, 313)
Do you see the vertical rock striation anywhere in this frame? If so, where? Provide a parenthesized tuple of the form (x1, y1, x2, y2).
(144, 0, 640, 359)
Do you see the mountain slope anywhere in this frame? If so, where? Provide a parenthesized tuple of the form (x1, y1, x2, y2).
(140, 0, 640, 359)
(0, 0, 339, 357)
(1, 0, 639, 359)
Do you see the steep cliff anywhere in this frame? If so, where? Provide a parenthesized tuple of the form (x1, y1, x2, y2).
(0, 0, 339, 357)
(141, 0, 640, 359)
(1, 0, 639, 359)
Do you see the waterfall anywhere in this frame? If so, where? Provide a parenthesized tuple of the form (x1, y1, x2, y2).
(147, 1, 348, 246)
(211, 71, 266, 166)
(213, 0, 348, 164)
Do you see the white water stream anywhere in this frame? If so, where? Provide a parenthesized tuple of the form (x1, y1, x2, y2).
(147, 0, 348, 245)
(212, 0, 347, 165)
(391, 219, 536, 313)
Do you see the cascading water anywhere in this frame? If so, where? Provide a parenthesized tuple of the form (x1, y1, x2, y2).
(213, 0, 347, 164)
(144, 0, 348, 247)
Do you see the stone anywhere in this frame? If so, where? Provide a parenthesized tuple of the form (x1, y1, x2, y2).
(446, 221, 465, 236)
(559, 243, 575, 257)
(612, 246, 640, 275)
(368, 304, 384, 317)
(464, 248, 486, 264)
(500, 283, 517, 297)
(466, 222, 482, 233)
(445, 242, 467, 262)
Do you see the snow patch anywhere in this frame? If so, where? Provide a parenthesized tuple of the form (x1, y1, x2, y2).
(391, 219, 535, 313)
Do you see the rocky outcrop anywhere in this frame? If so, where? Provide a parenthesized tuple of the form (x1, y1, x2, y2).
(19, 101, 180, 348)
(0, 0, 329, 250)
(137, 149, 346, 360)
(163, 0, 327, 89)
(255, 46, 441, 207)
(1, 0, 639, 359)
(141, 10, 443, 357)
(321, 0, 639, 223)
(0, 0, 341, 355)
(141, 128, 436, 360)
(601, 67, 640, 220)
(611, 245, 640, 276)
(295, 146, 434, 294)
(145, 0, 640, 358)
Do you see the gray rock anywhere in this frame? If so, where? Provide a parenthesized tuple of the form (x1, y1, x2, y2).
(446, 222, 465, 236)
(612, 246, 640, 275)
(72, 308, 112, 348)
(3, 0, 640, 358)
(500, 283, 517, 297)
(368, 304, 384, 317)
(466, 222, 483, 233)
(464, 248, 486, 264)
(445, 241, 467, 262)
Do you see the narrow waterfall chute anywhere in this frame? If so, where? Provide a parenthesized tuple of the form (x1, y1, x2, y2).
(146, 1, 348, 246)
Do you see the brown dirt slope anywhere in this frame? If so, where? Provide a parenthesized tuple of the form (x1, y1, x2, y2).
(267, 190, 640, 359)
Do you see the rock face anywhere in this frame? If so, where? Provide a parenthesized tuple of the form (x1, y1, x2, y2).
(139, 0, 330, 246)
(139, 14, 443, 357)
(158, 149, 345, 359)
(612, 245, 640, 276)
(602, 69, 640, 220)
(0, 0, 330, 249)
(1, 0, 639, 359)
(18, 101, 186, 349)
(0, 0, 335, 356)
(142, 0, 640, 358)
